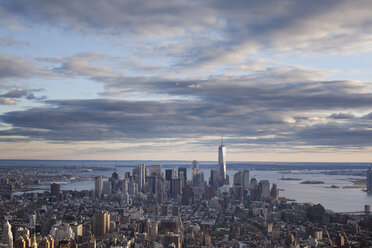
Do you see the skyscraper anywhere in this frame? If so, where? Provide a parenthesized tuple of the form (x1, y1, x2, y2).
(95, 176, 103, 198)
(367, 168, 372, 192)
(147, 176, 158, 194)
(170, 178, 182, 198)
(93, 212, 110, 238)
(210, 170, 221, 189)
(242, 170, 250, 188)
(192, 161, 201, 187)
(165, 169, 174, 181)
(2, 220, 13, 248)
(218, 137, 226, 184)
(149, 165, 162, 177)
(178, 167, 187, 186)
(137, 164, 146, 192)
(50, 183, 60, 198)
(258, 180, 271, 200)
(102, 180, 112, 196)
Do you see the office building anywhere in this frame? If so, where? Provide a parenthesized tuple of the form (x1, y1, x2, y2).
(181, 185, 193, 205)
(93, 212, 110, 238)
(121, 178, 129, 195)
(258, 180, 271, 200)
(102, 181, 112, 196)
(178, 167, 187, 185)
(270, 183, 279, 200)
(111, 171, 118, 180)
(242, 170, 250, 188)
(29, 213, 36, 231)
(166, 169, 177, 181)
(233, 171, 249, 200)
(192, 161, 201, 187)
(50, 183, 60, 198)
(71, 223, 83, 241)
(137, 164, 146, 192)
(128, 182, 138, 195)
(218, 138, 226, 185)
(147, 176, 158, 194)
(2, 220, 13, 248)
(234, 171, 243, 187)
(165, 169, 173, 181)
(149, 165, 162, 177)
(170, 178, 182, 198)
(204, 185, 216, 200)
(210, 170, 220, 189)
(95, 176, 103, 198)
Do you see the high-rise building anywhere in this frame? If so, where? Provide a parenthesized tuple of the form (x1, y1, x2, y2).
(102, 181, 112, 196)
(147, 176, 158, 194)
(178, 167, 187, 185)
(165, 169, 173, 181)
(192, 160, 199, 170)
(50, 183, 60, 198)
(137, 164, 146, 192)
(95, 176, 103, 198)
(367, 168, 372, 192)
(2, 220, 13, 248)
(271, 183, 279, 200)
(233, 171, 243, 187)
(210, 170, 220, 189)
(258, 180, 271, 200)
(111, 171, 118, 180)
(149, 165, 162, 177)
(192, 161, 201, 187)
(170, 178, 182, 198)
(242, 170, 250, 188)
(128, 182, 138, 195)
(249, 178, 257, 189)
(181, 185, 193, 205)
(233, 171, 248, 200)
(93, 212, 110, 238)
(29, 213, 36, 232)
(71, 223, 83, 241)
(218, 138, 226, 185)
(121, 178, 129, 195)
(204, 186, 216, 200)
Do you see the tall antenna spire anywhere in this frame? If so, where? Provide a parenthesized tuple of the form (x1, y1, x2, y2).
(221, 135, 224, 146)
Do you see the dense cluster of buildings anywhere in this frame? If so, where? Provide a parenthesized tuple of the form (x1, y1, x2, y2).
(0, 144, 371, 247)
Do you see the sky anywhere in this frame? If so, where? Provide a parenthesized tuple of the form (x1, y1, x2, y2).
(1, 1, 372, 162)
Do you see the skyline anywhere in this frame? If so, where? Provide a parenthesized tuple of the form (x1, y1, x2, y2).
(1, 1, 372, 161)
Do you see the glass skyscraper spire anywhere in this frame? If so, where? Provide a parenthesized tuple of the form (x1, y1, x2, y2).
(218, 136, 226, 184)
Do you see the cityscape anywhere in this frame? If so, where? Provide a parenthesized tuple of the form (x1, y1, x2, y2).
(0, 142, 371, 247)
(2, 0, 372, 247)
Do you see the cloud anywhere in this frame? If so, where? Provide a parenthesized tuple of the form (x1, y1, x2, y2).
(0, 55, 37, 80)
(53, 53, 116, 77)
(99, 68, 372, 112)
(2, 1, 372, 158)
(0, 0, 217, 37)
(0, 35, 28, 47)
(2, 68, 372, 149)
(2, 0, 372, 56)
(0, 98, 16, 105)
(0, 88, 47, 105)
(296, 122, 372, 147)
(329, 112, 356, 119)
